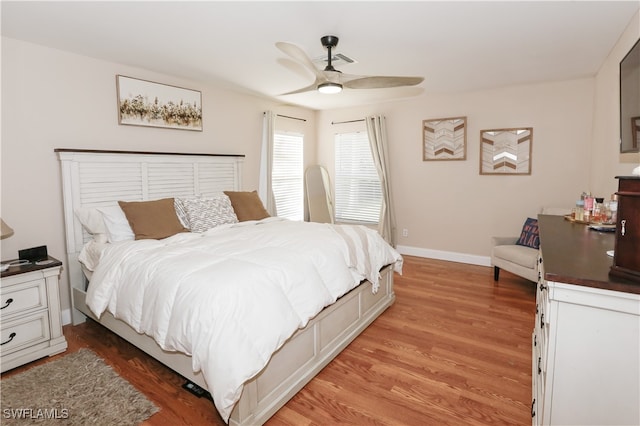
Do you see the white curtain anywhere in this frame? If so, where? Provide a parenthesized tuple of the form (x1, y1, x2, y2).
(259, 111, 277, 216)
(365, 115, 397, 246)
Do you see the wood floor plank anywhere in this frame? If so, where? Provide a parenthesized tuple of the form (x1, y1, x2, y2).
(1, 256, 535, 425)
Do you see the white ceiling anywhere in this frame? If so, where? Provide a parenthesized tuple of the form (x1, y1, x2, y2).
(2, 1, 639, 111)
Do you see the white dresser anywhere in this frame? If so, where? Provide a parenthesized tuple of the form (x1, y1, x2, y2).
(1, 257, 67, 372)
(533, 215, 640, 425)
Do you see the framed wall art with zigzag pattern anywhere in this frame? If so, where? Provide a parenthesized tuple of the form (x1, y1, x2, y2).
(480, 127, 533, 175)
(422, 116, 467, 161)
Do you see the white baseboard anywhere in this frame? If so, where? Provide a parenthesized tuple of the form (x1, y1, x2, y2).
(396, 245, 491, 267)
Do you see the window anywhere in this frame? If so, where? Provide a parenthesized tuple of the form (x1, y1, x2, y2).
(272, 132, 304, 221)
(334, 132, 382, 224)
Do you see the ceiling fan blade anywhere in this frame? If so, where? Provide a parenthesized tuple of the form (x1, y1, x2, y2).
(344, 76, 424, 89)
(278, 78, 324, 96)
(276, 42, 323, 79)
(279, 82, 321, 96)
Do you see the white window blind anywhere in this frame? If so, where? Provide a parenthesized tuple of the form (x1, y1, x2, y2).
(334, 131, 382, 224)
(272, 132, 304, 221)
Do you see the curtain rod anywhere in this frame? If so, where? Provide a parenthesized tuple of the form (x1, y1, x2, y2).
(264, 112, 307, 122)
(331, 119, 365, 125)
(277, 114, 306, 122)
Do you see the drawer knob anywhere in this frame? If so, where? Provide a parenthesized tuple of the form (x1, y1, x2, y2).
(1, 332, 16, 346)
(1, 298, 14, 310)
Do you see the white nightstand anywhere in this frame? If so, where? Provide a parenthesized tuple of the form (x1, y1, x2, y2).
(1, 256, 67, 372)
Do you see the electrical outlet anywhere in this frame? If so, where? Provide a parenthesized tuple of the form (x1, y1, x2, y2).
(402, 228, 408, 237)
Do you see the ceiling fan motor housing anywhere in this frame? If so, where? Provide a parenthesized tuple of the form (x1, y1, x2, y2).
(320, 35, 339, 49)
(320, 35, 340, 72)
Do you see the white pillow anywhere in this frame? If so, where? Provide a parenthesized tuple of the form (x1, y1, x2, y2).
(74, 207, 109, 243)
(97, 205, 135, 242)
(74, 207, 107, 235)
(181, 195, 238, 233)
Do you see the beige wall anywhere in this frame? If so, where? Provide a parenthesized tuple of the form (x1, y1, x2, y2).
(314, 10, 640, 264)
(591, 10, 640, 197)
(317, 78, 595, 264)
(0, 37, 316, 320)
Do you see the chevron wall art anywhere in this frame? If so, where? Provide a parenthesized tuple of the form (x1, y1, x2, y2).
(480, 127, 532, 175)
(422, 116, 467, 161)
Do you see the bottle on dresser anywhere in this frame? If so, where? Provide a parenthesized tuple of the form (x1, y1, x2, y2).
(575, 199, 585, 221)
(581, 192, 593, 222)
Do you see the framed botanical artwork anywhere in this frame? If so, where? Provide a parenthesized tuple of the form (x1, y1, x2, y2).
(116, 75, 202, 131)
(480, 127, 533, 175)
(422, 116, 466, 161)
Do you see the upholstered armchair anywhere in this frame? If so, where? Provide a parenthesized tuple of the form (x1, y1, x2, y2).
(491, 236, 540, 282)
(491, 208, 571, 283)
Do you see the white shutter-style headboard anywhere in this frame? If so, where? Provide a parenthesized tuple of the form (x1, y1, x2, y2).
(56, 149, 244, 323)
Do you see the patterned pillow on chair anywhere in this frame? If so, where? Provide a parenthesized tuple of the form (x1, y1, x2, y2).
(516, 217, 540, 249)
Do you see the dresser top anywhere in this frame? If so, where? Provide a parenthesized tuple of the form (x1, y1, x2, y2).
(538, 215, 640, 294)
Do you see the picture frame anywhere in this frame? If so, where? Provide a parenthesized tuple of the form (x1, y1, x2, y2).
(422, 116, 467, 161)
(480, 127, 533, 175)
(116, 75, 202, 131)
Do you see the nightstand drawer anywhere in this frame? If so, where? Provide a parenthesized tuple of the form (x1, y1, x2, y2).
(0, 311, 51, 356)
(0, 278, 47, 318)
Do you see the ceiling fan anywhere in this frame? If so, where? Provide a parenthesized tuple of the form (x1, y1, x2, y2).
(276, 35, 424, 95)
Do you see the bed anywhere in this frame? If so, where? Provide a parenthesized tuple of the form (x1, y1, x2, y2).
(56, 149, 401, 425)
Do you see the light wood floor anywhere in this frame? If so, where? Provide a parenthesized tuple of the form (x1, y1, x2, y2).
(2, 256, 536, 425)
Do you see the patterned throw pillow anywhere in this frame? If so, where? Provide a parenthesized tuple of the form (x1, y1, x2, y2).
(174, 196, 199, 228)
(181, 195, 238, 233)
(516, 217, 540, 249)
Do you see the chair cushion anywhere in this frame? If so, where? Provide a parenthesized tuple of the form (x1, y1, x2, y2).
(492, 244, 539, 269)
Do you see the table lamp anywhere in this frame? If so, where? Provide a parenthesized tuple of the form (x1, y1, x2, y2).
(1, 219, 29, 271)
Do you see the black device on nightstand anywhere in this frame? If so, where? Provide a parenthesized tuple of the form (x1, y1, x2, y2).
(18, 245, 48, 263)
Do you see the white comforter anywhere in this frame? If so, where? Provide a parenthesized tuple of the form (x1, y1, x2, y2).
(85, 218, 402, 421)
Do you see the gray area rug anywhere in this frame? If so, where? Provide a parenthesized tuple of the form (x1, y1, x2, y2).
(1, 348, 159, 425)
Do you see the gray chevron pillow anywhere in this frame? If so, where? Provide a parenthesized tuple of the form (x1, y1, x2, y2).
(180, 195, 238, 233)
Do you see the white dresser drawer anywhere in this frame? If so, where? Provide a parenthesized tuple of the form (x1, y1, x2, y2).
(0, 278, 47, 319)
(0, 311, 51, 356)
(0, 259, 66, 372)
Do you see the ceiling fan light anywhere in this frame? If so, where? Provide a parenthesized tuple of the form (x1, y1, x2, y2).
(317, 82, 342, 94)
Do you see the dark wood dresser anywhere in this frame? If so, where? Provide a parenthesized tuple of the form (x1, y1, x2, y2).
(610, 176, 640, 282)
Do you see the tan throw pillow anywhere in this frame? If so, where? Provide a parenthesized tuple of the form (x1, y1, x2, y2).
(118, 198, 188, 240)
(223, 191, 270, 222)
